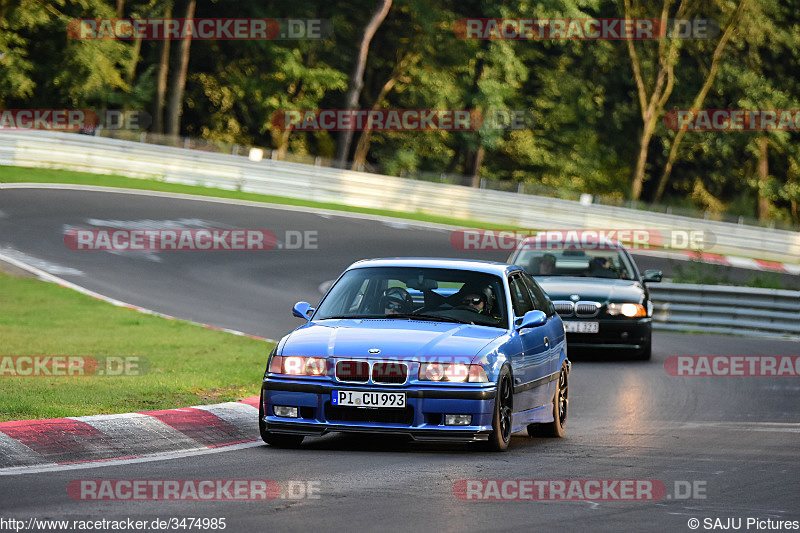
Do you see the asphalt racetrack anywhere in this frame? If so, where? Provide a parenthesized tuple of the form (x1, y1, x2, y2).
(1, 186, 798, 533)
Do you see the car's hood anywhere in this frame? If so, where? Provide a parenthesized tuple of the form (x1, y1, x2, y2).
(281, 319, 504, 361)
(536, 277, 645, 303)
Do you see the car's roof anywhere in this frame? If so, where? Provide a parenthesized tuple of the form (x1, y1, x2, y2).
(347, 257, 522, 276)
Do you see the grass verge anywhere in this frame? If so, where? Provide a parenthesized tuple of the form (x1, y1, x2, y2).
(0, 270, 272, 422)
(0, 165, 514, 230)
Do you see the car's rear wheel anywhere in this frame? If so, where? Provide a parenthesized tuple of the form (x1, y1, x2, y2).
(486, 366, 513, 452)
(259, 390, 304, 448)
(527, 363, 568, 438)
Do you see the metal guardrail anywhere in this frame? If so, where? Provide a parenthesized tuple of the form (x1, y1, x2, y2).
(650, 283, 800, 337)
(1, 130, 799, 263)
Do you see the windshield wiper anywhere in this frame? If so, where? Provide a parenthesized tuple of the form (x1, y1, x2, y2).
(385, 313, 464, 323)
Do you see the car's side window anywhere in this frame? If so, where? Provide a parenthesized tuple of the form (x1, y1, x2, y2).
(508, 274, 534, 317)
(521, 273, 555, 316)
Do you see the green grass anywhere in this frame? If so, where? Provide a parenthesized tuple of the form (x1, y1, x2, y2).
(0, 165, 515, 231)
(0, 271, 273, 422)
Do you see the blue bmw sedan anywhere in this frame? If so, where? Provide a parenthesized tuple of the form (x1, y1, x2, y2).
(259, 258, 570, 451)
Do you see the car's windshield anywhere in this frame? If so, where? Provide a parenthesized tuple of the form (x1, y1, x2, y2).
(513, 248, 637, 280)
(314, 267, 508, 329)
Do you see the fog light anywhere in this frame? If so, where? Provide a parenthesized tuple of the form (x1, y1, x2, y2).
(273, 406, 298, 418)
(445, 414, 472, 426)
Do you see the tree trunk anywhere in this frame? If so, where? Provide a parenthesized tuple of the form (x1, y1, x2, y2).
(625, 0, 683, 200)
(152, 3, 172, 134)
(652, 0, 750, 203)
(757, 136, 769, 220)
(468, 146, 484, 188)
(334, 0, 392, 168)
(166, 0, 195, 137)
(631, 110, 659, 201)
(350, 54, 416, 170)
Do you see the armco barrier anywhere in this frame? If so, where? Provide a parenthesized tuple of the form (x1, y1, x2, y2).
(1, 130, 799, 263)
(650, 283, 800, 337)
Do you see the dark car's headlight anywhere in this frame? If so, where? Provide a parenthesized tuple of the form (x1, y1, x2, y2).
(607, 303, 647, 318)
(269, 355, 327, 376)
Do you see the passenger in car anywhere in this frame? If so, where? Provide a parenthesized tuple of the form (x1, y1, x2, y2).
(587, 257, 618, 278)
(539, 254, 556, 275)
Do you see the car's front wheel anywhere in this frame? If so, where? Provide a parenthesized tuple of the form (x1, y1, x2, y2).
(528, 362, 568, 438)
(259, 390, 304, 448)
(486, 366, 513, 452)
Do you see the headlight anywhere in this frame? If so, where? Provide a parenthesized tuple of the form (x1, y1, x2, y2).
(419, 363, 488, 383)
(607, 303, 647, 317)
(270, 355, 327, 376)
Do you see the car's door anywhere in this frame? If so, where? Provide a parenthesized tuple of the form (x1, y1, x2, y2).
(507, 273, 551, 409)
(522, 272, 564, 384)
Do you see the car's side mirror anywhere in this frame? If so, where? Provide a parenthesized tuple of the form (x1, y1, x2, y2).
(517, 310, 547, 330)
(643, 270, 663, 283)
(292, 301, 314, 320)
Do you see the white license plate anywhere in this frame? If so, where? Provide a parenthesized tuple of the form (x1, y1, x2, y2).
(331, 390, 406, 408)
(564, 321, 599, 333)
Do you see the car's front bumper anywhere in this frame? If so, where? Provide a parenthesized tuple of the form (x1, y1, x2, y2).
(261, 379, 497, 442)
(563, 317, 652, 350)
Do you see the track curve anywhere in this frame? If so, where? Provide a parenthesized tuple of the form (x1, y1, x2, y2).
(0, 186, 798, 533)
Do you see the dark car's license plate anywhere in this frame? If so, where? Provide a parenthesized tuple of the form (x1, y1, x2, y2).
(564, 321, 599, 333)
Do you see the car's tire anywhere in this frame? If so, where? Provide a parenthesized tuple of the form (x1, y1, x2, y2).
(259, 390, 304, 448)
(486, 366, 513, 452)
(527, 363, 568, 438)
(262, 432, 304, 448)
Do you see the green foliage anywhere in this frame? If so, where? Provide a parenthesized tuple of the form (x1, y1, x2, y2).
(1, 0, 798, 225)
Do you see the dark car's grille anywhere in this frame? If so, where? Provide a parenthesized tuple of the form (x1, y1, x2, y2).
(324, 403, 414, 424)
(575, 302, 600, 318)
(554, 300, 601, 318)
(372, 362, 408, 384)
(336, 361, 369, 383)
(553, 301, 575, 317)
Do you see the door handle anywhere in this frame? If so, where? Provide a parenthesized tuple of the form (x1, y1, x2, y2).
(543, 336, 550, 348)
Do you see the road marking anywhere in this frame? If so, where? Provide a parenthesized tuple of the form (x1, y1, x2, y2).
(0, 440, 264, 476)
(0, 247, 83, 276)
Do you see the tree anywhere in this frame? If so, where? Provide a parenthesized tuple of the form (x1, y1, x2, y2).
(333, 0, 392, 168)
(166, 0, 195, 136)
(652, 0, 751, 203)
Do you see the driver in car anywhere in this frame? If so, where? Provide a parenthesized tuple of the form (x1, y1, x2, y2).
(378, 287, 413, 315)
(460, 293, 486, 313)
